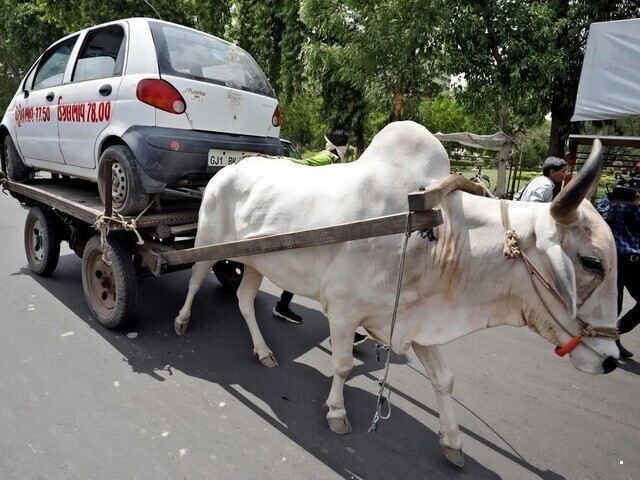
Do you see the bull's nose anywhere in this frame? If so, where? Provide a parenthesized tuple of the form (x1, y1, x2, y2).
(602, 356, 618, 374)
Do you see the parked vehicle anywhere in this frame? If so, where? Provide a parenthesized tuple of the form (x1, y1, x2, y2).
(281, 138, 301, 159)
(1, 18, 283, 215)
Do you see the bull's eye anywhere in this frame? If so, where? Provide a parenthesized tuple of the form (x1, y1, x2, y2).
(580, 256, 604, 276)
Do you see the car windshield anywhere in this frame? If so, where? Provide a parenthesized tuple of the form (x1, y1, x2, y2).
(149, 21, 275, 98)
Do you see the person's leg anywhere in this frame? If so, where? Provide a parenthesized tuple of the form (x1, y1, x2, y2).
(273, 290, 303, 324)
(618, 272, 640, 335)
(617, 255, 639, 358)
(280, 290, 294, 305)
(353, 332, 367, 345)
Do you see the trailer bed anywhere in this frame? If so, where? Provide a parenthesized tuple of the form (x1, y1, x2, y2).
(4, 176, 201, 230)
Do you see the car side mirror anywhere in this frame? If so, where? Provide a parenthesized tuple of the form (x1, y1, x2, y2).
(23, 89, 29, 99)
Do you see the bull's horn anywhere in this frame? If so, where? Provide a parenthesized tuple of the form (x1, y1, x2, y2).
(550, 139, 603, 225)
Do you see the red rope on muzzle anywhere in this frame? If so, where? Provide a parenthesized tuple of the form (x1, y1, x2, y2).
(554, 336, 583, 357)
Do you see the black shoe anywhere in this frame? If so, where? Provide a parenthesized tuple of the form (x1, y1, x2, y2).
(273, 302, 303, 324)
(617, 339, 633, 358)
(353, 333, 368, 345)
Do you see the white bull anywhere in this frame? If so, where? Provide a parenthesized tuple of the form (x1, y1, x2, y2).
(174, 121, 619, 466)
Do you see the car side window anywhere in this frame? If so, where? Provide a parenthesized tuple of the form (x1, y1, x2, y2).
(72, 25, 125, 83)
(32, 37, 78, 90)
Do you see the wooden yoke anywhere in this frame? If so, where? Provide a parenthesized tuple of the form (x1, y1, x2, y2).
(408, 174, 495, 212)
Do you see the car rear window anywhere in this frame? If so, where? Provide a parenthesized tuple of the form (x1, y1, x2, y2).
(149, 20, 275, 98)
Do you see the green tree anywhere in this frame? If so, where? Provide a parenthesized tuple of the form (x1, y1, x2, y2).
(417, 93, 477, 135)
(35, 0, 216, 33)
(279, 87, 327, 149)
(229, 0, 304, 101)
(440, 0, 563, 196)
(519, 120, 552, 168)
(0, 1, 63, 110)
(301, 0, 444, 123)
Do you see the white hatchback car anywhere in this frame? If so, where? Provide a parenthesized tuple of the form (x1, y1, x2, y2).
(1, 18, 282, 214)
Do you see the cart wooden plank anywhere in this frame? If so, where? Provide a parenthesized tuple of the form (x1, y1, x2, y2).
(4, 178, 200, 230)
(160, 209, 442, 266)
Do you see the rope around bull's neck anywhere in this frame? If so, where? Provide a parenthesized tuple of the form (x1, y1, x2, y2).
(500, 200, 618, 342)
(367, 213, 412, 433)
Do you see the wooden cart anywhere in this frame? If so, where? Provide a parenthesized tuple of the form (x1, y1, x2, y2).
(2, 174, 442, 329)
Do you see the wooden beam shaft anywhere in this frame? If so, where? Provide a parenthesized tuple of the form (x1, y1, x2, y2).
(161, 209, 442, 266)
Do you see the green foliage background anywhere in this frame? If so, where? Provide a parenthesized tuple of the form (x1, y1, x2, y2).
(1, 0, 639, 175)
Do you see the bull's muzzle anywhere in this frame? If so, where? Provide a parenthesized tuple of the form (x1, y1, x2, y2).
(602, 356, 618, 374)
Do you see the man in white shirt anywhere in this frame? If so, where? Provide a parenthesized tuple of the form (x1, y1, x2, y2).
(518, 157, 568, 202)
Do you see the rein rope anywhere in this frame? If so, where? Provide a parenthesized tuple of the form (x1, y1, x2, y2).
(499, 200, 619, 353)
(367, 213, 412, 433)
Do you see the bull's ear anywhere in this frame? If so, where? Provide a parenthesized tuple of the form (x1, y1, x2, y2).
(536, 234, 577, 319)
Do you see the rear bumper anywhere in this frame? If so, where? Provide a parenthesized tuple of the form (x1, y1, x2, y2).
(121, 126, 283, 191)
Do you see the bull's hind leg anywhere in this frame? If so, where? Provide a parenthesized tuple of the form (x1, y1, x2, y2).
(175, 260, 216, 335)
(237, 266, 278, 368)
(412, 343, 464, 467)
(324, 320, 356, 434)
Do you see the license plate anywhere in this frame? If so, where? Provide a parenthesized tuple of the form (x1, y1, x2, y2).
(207, 148, 246, 167)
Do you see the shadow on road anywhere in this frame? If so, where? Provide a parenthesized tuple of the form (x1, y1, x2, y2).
(617, 357, 640, 376)
(20, 252, 564, 479)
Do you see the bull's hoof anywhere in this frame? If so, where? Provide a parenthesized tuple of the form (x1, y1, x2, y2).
(328, 415, 352, 435)
(441, 445, 464, 467)
(258, 352, 279, 368)
(174, 319, 189, 336)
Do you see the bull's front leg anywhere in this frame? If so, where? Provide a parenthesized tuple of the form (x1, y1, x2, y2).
(175, 260, 216, 335)
(324, 320, 356, 435)
(236, 266, 278, 368)
(412, 343, 464, 467)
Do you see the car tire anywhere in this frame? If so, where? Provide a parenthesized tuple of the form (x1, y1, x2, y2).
(4, 135, 32, 181)
(24, 205, 61, 276)
(213, 260, 244, 291)
(82, 235, 137, 329)
(98, 145, 150, 216)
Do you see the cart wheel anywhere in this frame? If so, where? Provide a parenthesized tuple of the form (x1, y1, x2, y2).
(4, 135, 32, 181)
(98, 145, 150, 216)
(213, 260, 244, 291)
(24, 205, 61, 276)
(82, 235, 137, 329)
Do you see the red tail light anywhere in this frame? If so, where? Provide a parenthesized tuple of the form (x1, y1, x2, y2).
(272, 105, 282, 127)
(136, 79, 186, 114)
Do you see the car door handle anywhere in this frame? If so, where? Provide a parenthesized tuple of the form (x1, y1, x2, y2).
(99, 84, 112, 96)
(46, 92, 55, 102)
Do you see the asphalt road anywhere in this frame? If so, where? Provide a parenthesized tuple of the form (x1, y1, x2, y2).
(0, 190, 639, 480)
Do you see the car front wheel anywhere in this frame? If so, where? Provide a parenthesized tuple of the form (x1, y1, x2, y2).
(213, 260, 244, 291)
(98, 145, 150, 216)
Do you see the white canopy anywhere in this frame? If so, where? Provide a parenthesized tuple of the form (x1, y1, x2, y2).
(434, 131, 512, 151)
(572, 19, 640, 121)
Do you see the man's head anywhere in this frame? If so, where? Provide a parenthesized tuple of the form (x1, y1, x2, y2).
(325, 128, 350, 161)
(543, 156, 568, 183)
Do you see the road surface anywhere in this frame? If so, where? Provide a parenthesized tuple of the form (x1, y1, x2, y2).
(0, 191, 638, 479)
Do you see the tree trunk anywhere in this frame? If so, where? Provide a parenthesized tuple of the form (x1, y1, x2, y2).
(495, 141, 513, 198)
(548, 102, 576, 159)
(495, 84, 512, 197)
(392, 91, 405, 121)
